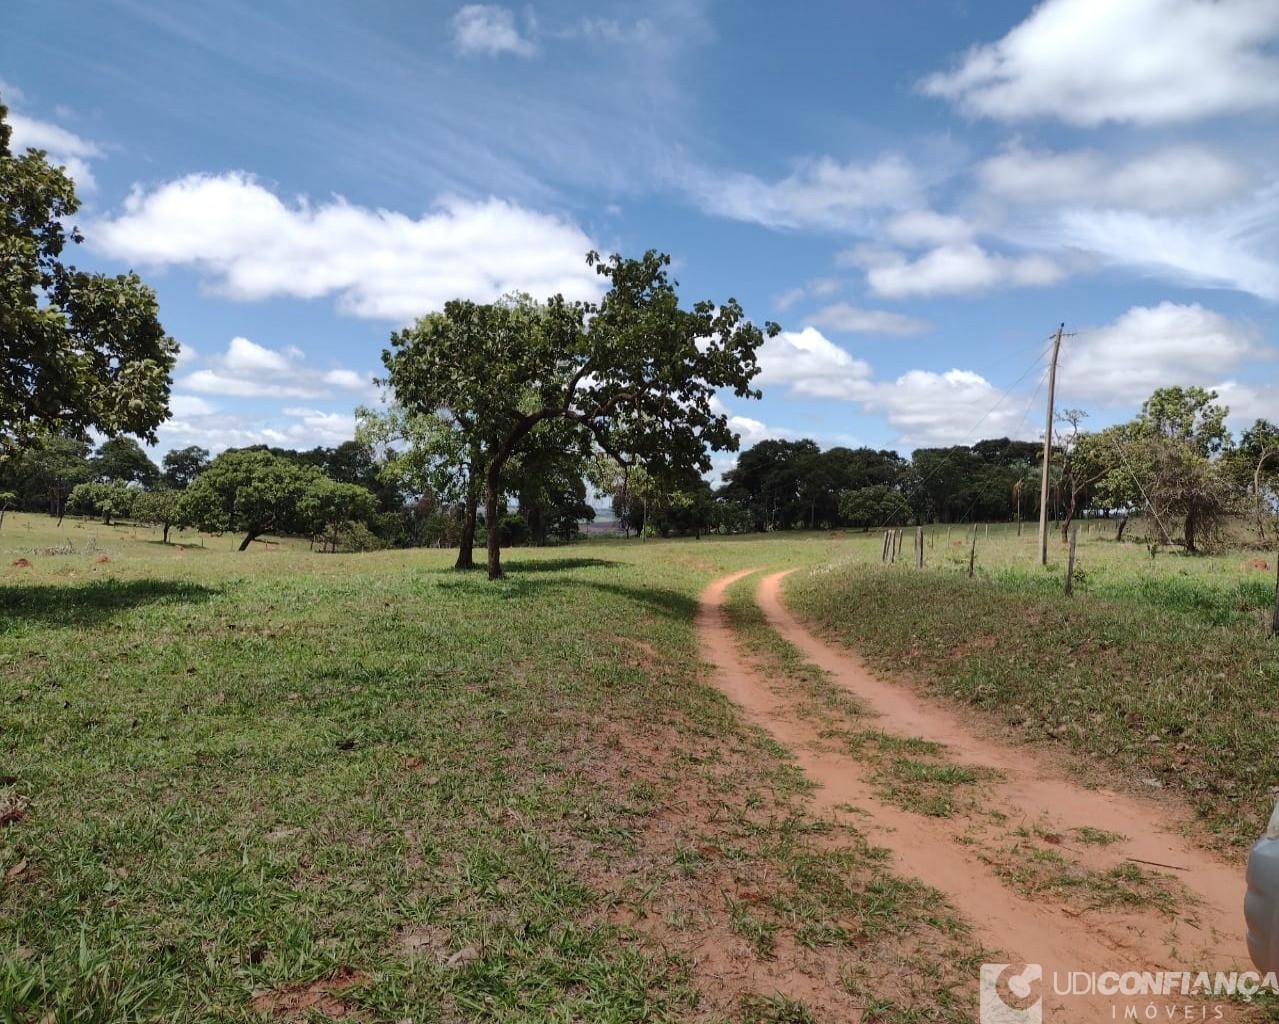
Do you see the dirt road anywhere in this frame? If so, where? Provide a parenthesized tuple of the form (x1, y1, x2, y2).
(698, 569, 1255, 1022)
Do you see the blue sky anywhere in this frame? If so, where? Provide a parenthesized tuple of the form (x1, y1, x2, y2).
(4, 0, 1277, 478)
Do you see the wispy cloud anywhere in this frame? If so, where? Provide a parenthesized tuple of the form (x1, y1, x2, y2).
(450, 5, 537, 57)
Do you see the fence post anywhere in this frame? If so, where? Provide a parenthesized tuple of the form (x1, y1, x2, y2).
(968, 524, 977, 578)
(915, 526, 924, 569)
(1272, 554, 1278, 635)
(1065, 526, 1078, 597)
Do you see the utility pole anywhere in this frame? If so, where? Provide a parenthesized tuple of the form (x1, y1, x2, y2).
(1038, 323, 1065, 567)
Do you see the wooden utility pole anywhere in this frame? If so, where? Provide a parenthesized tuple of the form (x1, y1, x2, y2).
(1065, 526, 1078, 597)
(1038, 323, 1065, 567)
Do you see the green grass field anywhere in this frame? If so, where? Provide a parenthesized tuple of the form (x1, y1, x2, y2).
(2, 513, 1275, 1021)
(1, 515, 980, 1023)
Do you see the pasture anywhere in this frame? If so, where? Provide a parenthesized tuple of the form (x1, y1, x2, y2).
(1, 513, 1276, 1022)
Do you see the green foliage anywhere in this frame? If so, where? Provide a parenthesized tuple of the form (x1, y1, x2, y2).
(838, 485, 913, 528)
(0, 99, 177, 449)
(179, 449, 378, 552)
(301, 477, 378, 552)
(92, 437, 159, 487)
(0, 433, 91, 516)
(67, 481, 137, 524)
(131, 488, 183, 542)
(180, 449, 317, 549)
(160, 445, 209, 489)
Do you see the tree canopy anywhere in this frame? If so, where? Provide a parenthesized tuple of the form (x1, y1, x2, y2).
(383, 251, 778, 577)
(0, 99, 177, 450)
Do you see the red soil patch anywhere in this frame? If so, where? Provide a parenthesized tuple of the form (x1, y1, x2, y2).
(9, 558, 31, 568)
(1244, 558, 1269, 571)
(250, 969, 365, 1019)
(94, 554, 110, 563)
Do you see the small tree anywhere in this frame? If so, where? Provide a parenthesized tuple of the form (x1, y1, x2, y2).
(384, 252, 777, 578)
(132, 488, 182, 543)
(357, 404, 483, 566)
(301, 477, 377, 553)
(180, 449, 324, 550)
(839, 485, 912, 529)
(67, 481, 137, 524)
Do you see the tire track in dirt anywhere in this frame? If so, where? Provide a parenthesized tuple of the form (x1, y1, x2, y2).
(698, 569, 1254, 1023)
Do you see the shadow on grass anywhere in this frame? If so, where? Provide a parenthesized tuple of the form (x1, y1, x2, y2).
(0, 578, 218, 629)
(498, 556, 619, 574)
(433, 570, 695, 621)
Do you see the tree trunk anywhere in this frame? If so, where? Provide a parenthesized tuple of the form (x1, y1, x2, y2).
(1116, 514, 1129, 542)
(1184, 510, 1197, 553)
(485, 476, 503, 579)
(238, 531, 258, 552)
(162, 523, 170, 544)
(1257, 450, 1275, 543)
(455, 493, 477, 569)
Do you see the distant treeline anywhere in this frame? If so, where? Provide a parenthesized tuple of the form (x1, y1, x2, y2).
(3, 387, 1275, 555)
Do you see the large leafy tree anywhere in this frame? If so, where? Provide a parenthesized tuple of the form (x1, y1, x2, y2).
(92, 436, 160, 487)
(162, 445, 210, 489)
(384, 251, 777, 578)
(0, 99, 177, 449)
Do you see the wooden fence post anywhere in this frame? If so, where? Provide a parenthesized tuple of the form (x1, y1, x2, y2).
(1065, 526, 1078, 597)
(968, 524, 977, 578)
(915, 526, 924, 568)
(881, 530, 890, 562)
(889, 529, 898, 564)
(1272, 554, 1278, 635)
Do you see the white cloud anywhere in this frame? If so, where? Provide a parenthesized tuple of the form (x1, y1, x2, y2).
(323, 369, 369, 390)
(1058, 302, 1269, 406)
(806, 302, 933, 337)
(691, 153, 922, 232)
(1051, 199, 1279, 301)
(168, 394, 218, 417)
(979, 144, 1255, 213)
(755, 327, 875, 400)
(450, 5, 536, 57)
(223, 336, 298, 375)
(848, 243, 1067, 298)
(1213, 381, 1279, 426)
(180, 336, 374, 401)
(7, 111, 101, 190)
(884, 209, 976, 246)
(91, 172, 602, 320)
(154, 405, 358, 455)
(861, 369, 1036, 448)
(279, 408, 359, 445)
(921, 0, 1279, 125)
